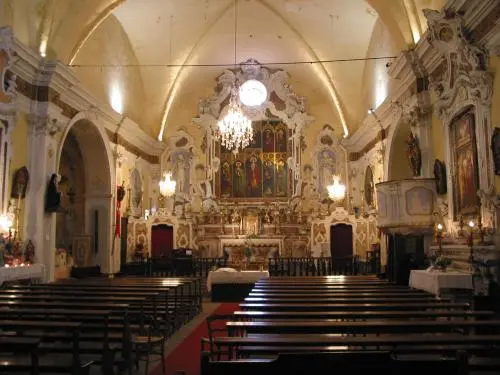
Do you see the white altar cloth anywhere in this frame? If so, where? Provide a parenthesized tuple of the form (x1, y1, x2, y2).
(409, 269, 473, 296)
(0, 264, 45, 285)
(207, 270, 270, 292)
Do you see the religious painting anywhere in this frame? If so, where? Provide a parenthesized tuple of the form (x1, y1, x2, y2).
(451, 110, 479, 217)
(246, 150, 262, 197)
(232, 155, 246, 198)
(275, 124, 287, 152)
(262, 123, 275, 152)
(218, 120, 291, 199)
(275, 153, 288, 197)
(262, 154, 275, 197)
(220, 155, 233, 198)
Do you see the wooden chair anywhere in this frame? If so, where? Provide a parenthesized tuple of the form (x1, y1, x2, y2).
(132, 315, 166, 375)
(205, 314, 238, 360)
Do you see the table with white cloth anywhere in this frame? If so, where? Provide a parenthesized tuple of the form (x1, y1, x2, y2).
(0, 264, 45, 286)
(409, 269, 473, 296)
(207, 269, 270, 302)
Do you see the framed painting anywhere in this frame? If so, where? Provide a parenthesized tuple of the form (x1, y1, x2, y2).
(451, 110, 479, 218)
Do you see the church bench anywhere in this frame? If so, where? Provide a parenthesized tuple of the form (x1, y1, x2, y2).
(248, 291, 434, 298)
(0, 312, 133, 374)
(239, 302, 470, 311)
(225, 319, 500, 336)
(232, 309, 495, 321)
(200, 350, 468, 375)
(0, 336, 41, 375)
(244, 296, 446, 304)
(0, 320, 95, 375)
(210, 333, 500, 353)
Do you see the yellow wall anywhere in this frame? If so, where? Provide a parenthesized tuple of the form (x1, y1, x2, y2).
(9, 112, 29, 236)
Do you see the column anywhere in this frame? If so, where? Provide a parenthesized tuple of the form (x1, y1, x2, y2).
(23, 115, 59, 281)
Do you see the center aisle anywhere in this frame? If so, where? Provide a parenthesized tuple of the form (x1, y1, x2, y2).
(151, 303, 240, 375)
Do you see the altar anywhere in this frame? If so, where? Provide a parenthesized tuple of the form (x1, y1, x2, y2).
(218, 235, 283, 264)
(409, 269, 473, 296)
(0, 264, 46, 286)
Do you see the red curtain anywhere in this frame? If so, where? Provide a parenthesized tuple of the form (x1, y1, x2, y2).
(151, 225, 174, 258)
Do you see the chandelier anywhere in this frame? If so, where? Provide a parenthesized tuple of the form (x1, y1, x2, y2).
(327, 175, 346, 202)
(159, 173, 176, 197)
(216, 89, 253, 153)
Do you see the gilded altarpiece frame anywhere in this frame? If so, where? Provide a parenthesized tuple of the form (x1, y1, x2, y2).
(450, 110, 480, 218)
(193, 59, 314, 203)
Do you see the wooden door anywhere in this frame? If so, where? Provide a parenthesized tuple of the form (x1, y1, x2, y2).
(388, 234, 424, 285)
(151, 224, 174, 259)
(330, 224, 353, 259)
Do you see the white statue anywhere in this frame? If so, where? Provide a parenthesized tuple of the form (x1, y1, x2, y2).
(291, 165, 319, 212)
(191, 165, 217, 212)
(175, 155, 186, 194)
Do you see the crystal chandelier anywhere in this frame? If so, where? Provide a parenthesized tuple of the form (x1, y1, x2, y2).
(327, 175, 346, 202)
(216, 89, 253, 153)
(159, 173, 176, 197)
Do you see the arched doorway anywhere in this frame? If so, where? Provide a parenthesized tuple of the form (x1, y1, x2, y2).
(56, 118, 112, 276)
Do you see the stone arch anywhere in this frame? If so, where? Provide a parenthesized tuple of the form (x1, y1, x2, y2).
(56, 113, 114, 273)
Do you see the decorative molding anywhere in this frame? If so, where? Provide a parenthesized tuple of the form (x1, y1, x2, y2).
(424, 8, 496, 231)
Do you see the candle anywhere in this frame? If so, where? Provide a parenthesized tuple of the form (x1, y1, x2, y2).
(437, 223, 443, 231)
(468, 220, 475, 228)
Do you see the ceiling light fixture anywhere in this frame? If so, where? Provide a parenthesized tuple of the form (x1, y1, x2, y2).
(215, 0, 253, 154)
(239, 79, 267, 107)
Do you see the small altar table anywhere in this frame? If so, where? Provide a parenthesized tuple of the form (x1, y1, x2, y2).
(207, 270, 270, 302)
(0, 264, 45, 286)
(409, 269, 473, 296)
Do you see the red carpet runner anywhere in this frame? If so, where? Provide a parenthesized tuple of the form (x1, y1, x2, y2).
(150, 303, 240, 375)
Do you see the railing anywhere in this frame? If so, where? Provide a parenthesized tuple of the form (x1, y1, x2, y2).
(119, 257, 227, 279)
(268, 257, 360, 277)
(120, 256, 369, 278)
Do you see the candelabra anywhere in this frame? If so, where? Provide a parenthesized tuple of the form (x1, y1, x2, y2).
(434, 223, 444, 256)
(467, 220, 475, 274)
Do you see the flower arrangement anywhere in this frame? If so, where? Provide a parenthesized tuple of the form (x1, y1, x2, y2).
(434, 255, 452, 271)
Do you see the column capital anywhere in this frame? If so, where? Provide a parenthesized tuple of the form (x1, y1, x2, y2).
(27, 114, 64, 137)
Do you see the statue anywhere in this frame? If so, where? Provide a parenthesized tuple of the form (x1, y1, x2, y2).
(45, 174, 61, 213)
(291, 165, 319, 212)
(191, 165, 217, 212)
(175, 154, 186, 194)
(406, 132, 422, 177)
(25, 240, 35, 263)
(433, 159, 447, 195)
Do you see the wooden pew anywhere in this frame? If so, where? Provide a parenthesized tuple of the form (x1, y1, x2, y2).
(200, 350, 468, 375)
(0, 320, 93, 374)
(248, 291, 433, 298)
(226, 319, 500, 335)
(243, 296, 445, 304)
(232, 309, 495, 321)
(239, 302, 469, 311)
(0, 337, 41, 375)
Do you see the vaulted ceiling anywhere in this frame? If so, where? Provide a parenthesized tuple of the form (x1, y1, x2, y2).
(1, 0, 446, 139)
